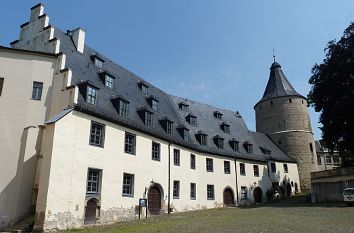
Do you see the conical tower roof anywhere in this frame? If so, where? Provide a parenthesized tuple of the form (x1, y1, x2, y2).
(256, 62, 305, 106)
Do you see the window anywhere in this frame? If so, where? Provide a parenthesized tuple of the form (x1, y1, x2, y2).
(283, 164, 288, 173)
(190, 154, 196, 169)
(89, 122, 105, 147)
(215, 137, 224, 149)
(182, 128, 189, 142)
(86, 169, 101, 194)
(190, 183, 196, 200)
(124, 132, 136, 154)
(179, 103, 189, 111)
(151, 99, 158, 111)
(0, 77, 4, 96)
(253, 165, 259, 177)
(206, 158, 213, 172)
(174, 149, 180, 166)
(260, 147, 271, 155)
(333, 156, 340, 165)
(289, 98, 292, 103)
(230, 140, 239, 151)
(224, 161, 230, 174)
(271, 162, 276, 173)
(325, 155, 332, 164)
(244, 143, 253, 153)
(31, 81, 43, 100)
(310, 143, 314, 153)
(207, 185, 215, 200)
(122, 173, 134, 196)
(270, 101, 273, 106)
(140, 83, 148, 95)
(145, 111, 153, 127)
(189, 116, 197, 126)
(105, 74, 114, 88)
(214, 111, 223, 119)
(152, 142, 160, 161)
(94, 57, 104, 68)
(166, 120, 173, 135)
(317, 155, 322, 165)
(241, 186, 247, 200)
(118, 99, 129, 117)
(240, 163, 245, 175)
(87, 85, 98, 105)
(222, 124, 230, 133)
(173, 181, 180, 199)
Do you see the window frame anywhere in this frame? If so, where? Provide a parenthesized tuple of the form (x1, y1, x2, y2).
(253, 165, 259, 177)
(174, 149, 180, 166)
(190, 183, 196, 200)
(271, 162, 276, 173)
(190, 154, 196, 170)
(140, 83, 149, 95)
(200, 134, 207, 145)
(230, 140, 239, 151)
(89, 121, 105, 148)
(86, 168, 102, 194)
(166, 120, 173, 135)
(86, 85, 98, 105)
(241, 186, 248, 200)
(216, 138, 224, 149)
(206, 158, 214, 172)
(207, 184, 215, 200)
(189, 116, 198, 126)
(122, 173, 134, 197)
(105, 74, 114, 88)
(173, 180, 180, 199)
(0, 77, 4, 96)
(152, 142, 160, 161)
(240, 163, 246, 176)
(283, 164, 288, 173)
(124, 132, 136, 155)
(118, 99, 129, 117)
(151, 99, 159, 111)
(94, 57, 104, 68)
(224, 161, 231, 174)
(145, 111, 153, 127)
(31, 81, 43, 100)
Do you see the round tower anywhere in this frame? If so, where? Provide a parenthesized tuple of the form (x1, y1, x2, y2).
(254, 62, 316, 192)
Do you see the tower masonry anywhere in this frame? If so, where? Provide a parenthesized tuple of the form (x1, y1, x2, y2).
(254, 62, 317, 191)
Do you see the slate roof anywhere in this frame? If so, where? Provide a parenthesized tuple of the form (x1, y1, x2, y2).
(53, 28, 296, 163)
(256, 62, 305, 106)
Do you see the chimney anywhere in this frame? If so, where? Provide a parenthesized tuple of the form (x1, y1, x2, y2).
(71, 27, 86, 53)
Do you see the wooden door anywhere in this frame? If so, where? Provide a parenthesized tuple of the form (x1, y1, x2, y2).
(253, 187, 263, 203)
(85, 199, 97, 225)
(223, 188, 234, 206)
(148, 186, 161, 214)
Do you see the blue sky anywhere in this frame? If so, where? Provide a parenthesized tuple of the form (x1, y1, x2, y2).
(1, 1, 354, 139)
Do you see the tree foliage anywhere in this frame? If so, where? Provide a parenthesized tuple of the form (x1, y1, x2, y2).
(308, 22, 354, 166)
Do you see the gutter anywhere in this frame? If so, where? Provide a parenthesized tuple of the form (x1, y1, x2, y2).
(168, 142, 171, 214)
(234, 158, 239, 206)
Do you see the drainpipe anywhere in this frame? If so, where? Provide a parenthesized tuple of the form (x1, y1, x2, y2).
(234, 158, 239, 206)
(167, 142, 171, 214)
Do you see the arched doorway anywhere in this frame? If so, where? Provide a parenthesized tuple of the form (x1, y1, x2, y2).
(253, 187, 263, 203)
(148, 185, 162, 214)
(85, 198, 98, 225)
(286, 183, 292, 197)
(223, 188, 235, 206)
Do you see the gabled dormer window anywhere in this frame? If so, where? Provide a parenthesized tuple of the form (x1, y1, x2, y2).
(214, 136, 224, 149)
(196, 131, 207, 145)
(160, 118, 173, 135)
(214, 111, 223, 119)
(92, 55, 104, 68)
(137, 108, 154, 127)
(111, 97, 130, 117)
(105, 74, 114, 88)
(139, 82, 149, 95)
(179, 102, 189, 111)
(229, 139, 239, 151)
(243, 142, 253, 154)
(146, 96, 159, 111)
(220, 122, 230, 133)
(177, 126, 189, 142)
(78, 81, 99, 106)
(260, 147, 271, 155)
(186, 114, 197, 126)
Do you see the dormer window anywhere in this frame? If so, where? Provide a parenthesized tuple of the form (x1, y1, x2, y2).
(160, 118, 173, 135)
(229, 139, 239, 151)
(220, 122, 230, 133)
(137, 108, 154, 127)
(147, 96, 159, 111)
(179, 103, 189, 111)
(105, 74, 114, 88)
(78, 81, 99, 106)
(177, 126, 189, 142)
(186, 114, 197, 126)
(214, 136, 224, 149)
(111, 97, 129, 117)
(139, 82, 149, 95)
(260, 147, 271, 155)
(214, 111, 223, 119)
(92, 56, 104, 68)
(196, 131, 207, 145)
(243, 142, 253, 154)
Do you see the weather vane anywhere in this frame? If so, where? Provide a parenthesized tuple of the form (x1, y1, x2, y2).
(273, 49, 276, 62)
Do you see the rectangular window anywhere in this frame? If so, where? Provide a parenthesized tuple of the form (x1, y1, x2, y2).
(119, 99, 129, 117)
(230, 141, 239, 151)
(124, 132, 136, 155)
(31, 81, 43, 100)
(152, 142, 160, 161)
(240, 163, 246, 176)
(207, 185, 215, 200)
(86, 169, 101, 194)
(253, 165, 259, 177)
(145, 111, 153, 127)
(216, 138, 224, 149)
(87, 86, 98, 105)
(122, 173, 134, 196)
(94, 57, 104, 68)
(180, 104, 189, 111)
(317, 155, 322, 165)
(174, 149, 180, 166)
(190, 183, 196, 200)
(105, 74, 114, 88)
(206, 158, 213, 172)
(246, 144, 253, 153)
(325, 155, 332, 164)
(0, 77, 4, 96)
(224, 161, 230, 174)
(283, 164, 288, 173)
(200, 134, 207, 145)
(166, 121, 173, 135)
(141, 84, 148, 95)
(190, 154, 196, 169)
(271, 162, 276, 173)
(183, 129, 189, 142)
(89, 121, 105, 147)
(223, 125, 230, 133)
(190, 116, 197, 126)
(173, 180, 180, 199)
(241, 186, 247, 200)
(151, 99, 158, 110)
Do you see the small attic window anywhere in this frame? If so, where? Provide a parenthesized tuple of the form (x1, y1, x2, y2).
(160, 118, 173, 135)
(260, 147, 271, 155)
(137, 108, 154, 127)
(243, 142, 253, 154)
(195, 131, 207, 145)
(214, 111, 223, 119)
(186, 114, 197, 126)
(147, 96, 159, 111)
(105, 74, 114, 88)
(78, 81, 99, 106)
(92, 56, 104, 68)
(179, 103, 189, 111)
(220, 122, 230, 134)
(139, 82, 149, 95)
(229, 139, 239, 151)
(178, 126, 189, 142)
(235, 111, 241, 118)
(111, 97, 129, 117)
(214, 136, 224, 149)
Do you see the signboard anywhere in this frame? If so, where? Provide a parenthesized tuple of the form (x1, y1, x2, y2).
(139, 198, 147, 207)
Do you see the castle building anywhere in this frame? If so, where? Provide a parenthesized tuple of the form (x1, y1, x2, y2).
(0, 4, 314, 232)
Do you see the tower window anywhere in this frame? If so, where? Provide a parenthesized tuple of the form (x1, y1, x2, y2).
(289, 98, 292, 103)
(270, 101, 273, 106)
(32, 81, 43, 100)
(310, 143, 314, 153)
